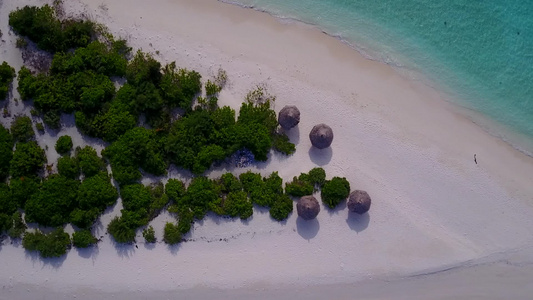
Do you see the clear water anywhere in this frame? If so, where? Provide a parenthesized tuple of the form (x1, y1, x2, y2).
(223, 0, 533, 153)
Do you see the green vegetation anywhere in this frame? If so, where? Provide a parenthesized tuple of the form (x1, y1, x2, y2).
(0, 124, 13, 181)
(55, 135, 73, 155)
(36, 122, 45, 133)
(4, 4, 356, 258)
(321, 177, 351, 209)
(285, 174, 314, 197)
(75, 146, 105, 178)
(72, 172, 117, 228)
(9, 177, 40, 208)
(142, 225, 156, 243)
(11, 115, 35, 142)
(10, 141, 46, 178)
(285, 167, 326, 197)
(0, 61, 16, 100)
(103, 127, 166, 185)
(107, 182, 168, 243)
(72, 229, 98, 248)
(163, 222, 181, 245)
(22, 228, 71, 258)
(218, 173, 252, 219)
(57, 155, 80, 179)
(308, 167, 326, 188)
(9, 4, 95, 53)
(24, 174, 80, 227)
(269, 194, 293, 221)
(8, 211, 27, 239)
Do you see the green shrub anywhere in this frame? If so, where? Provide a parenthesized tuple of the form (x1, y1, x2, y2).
(177, 208, 193, 236)
(10, 141, 46, 178)
(0, 124, 13, 181)
(70, 208, 99, 229)
(321, 177, 350, 209)
(72, 172, 118, 228)
(181, 177, 220, 220)
(55, 135, 73, 155)
(220, 173, 242, 193)
(148, 182, 169, 218)
(142, 225, 156, 243)
(165, 179, 186, 203)
(223, 191, 253, 220)
(308, 167, 326, 188)
(75, 146, 105, 178)
(107, 210, 144, 244)
(239, 171, 282, 207)
(9, 177, 39, 208)
(11, 115, 35, 142)
(0, 61, 16, 100)
(8, 211, 27, 239)
(121, 183, 153, 215)
(205, 80, 221, 97)
(0, 183, 17, 217)
(272, 132, 295, 155)
(163, 222, 181, 245)
(22, 227, 71, 258)
(72, 229, 97, 248)
(285, 175, 314, 197)
(57, 156, 80, 179)
(36, 123, 45, 133)
(269, 194, 293, 221)
(9, 5, 95, 52)
(24, 175, 80, 227)
(103, 127, 166, 185)
(160, 62, 202, 111)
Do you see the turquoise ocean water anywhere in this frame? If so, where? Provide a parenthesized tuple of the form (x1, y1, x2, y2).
(223, 0, 533, 154)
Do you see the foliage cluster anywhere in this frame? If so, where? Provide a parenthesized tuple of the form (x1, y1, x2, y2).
(55, 135, 73, 155)
(0, 124, 13, 181)
(102, 127, 167, 185)
(163, 222, 181, 245)
(142, 225, 156, 243)
(72, 229, 98, 248)
(107, 182, 168, 244)
(10, 141, 46, 179)
(321, 176, 351, 209)
(9, 5, 95, 53)
(22, 227, 71, 258)
(0, 61, 16, 100)
(285, 167, 326, 197)
(11, 115, 35, 143)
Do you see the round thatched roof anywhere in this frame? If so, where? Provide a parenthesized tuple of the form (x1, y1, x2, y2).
(297, 195, 320, 220)
(309, 123, 333, 149)
(347, 190, 371, 214)
(278, 105, 301, 129)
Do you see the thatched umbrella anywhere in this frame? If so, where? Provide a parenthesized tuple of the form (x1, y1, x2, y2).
(297, 195, 320, 220)
(309, 123, 333, 149)
(278, 105, 300, 129)
(347, 190, 371, 214)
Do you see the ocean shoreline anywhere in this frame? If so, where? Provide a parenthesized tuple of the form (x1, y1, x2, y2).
(1, 0, 533, 298)
(217, 0, 533, 158)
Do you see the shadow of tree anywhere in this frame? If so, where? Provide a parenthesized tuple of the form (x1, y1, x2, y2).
(76, 244, 99, 260)
(24, 248, 68, 268)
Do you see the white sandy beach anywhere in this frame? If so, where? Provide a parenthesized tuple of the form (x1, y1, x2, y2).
(1, 0, 533, 299)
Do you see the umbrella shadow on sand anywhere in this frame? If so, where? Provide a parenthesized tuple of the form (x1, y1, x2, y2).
(296, 217, 320, 240)
(346, 212, 370, 233)
(308, 147, 332, 166)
